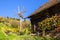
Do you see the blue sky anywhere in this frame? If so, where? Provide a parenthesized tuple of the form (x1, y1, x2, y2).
(0, 0, 48, 18)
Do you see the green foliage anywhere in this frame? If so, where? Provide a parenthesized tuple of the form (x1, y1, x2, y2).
(38, 16, 60, 30)
(0, 27, 54, 40)
(0, 32, 55, 40)
(38, 16, 60, 36)
(19, 27, 31, 35)
(0, 17, 31, 35)
(0, 23, 58, 40)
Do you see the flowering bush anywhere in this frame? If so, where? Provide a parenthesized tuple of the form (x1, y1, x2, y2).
(1, 26, 9, 33)
(10, 28, 18, 33)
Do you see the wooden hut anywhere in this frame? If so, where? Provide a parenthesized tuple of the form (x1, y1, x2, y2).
(27, 0, 60, 33)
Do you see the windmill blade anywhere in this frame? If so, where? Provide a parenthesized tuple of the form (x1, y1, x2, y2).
(17, 6, 26, 19)
(13, 6, 26, 19)
(22, 6, 26, 13)
(13, 9, 20, 19)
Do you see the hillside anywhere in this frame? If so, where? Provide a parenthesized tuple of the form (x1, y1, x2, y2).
(0, 16, 31, 34)
(0, 16, 60, 40)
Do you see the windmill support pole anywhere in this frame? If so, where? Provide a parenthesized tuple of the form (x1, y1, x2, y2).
(19, 18, 21, 30)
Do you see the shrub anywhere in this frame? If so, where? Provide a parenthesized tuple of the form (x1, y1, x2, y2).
(1, 26, 8, 33)
(10, 28, 18, 33)
(19, 28, 31, 35)
(38, 16, 60, 36)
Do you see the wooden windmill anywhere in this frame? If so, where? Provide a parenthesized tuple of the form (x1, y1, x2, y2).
(18, 6, 23, 18)
(17, 6, 26, 29)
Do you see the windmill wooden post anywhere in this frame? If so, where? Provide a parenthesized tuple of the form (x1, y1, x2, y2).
(17, 6, 26, 30)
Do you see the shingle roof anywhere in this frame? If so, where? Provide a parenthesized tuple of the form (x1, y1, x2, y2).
(28, 0, 60, 18)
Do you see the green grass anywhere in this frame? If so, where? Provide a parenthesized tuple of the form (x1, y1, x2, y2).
(0, 23, 55, 40)
(0, 28, 55, 40)
(0, 31, 54, 40)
